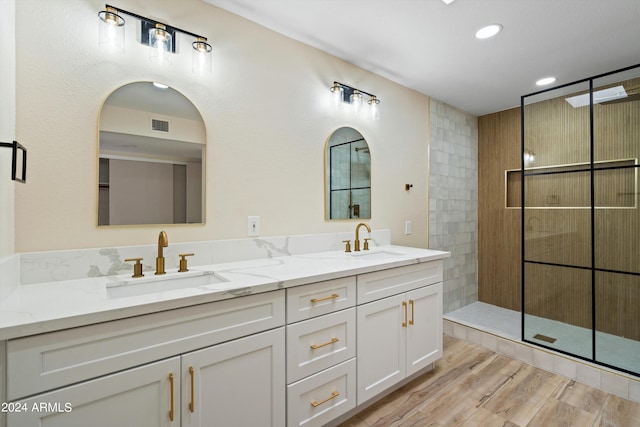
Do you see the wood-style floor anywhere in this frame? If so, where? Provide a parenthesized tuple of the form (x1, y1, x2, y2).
(339, 335, 640, 427)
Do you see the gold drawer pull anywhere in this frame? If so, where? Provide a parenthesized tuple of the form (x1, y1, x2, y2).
(168, 373, 175, 421)
(310, 337, 339, 350)
(402, 301, 408, 327)
(409, 299, 415, 325)
(311, 391, 340, 407)
(310, 293, 339, 304)
(189, 366, 195, 413)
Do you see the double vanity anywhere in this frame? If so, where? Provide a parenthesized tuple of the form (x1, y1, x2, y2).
(0, 230, 449, 426)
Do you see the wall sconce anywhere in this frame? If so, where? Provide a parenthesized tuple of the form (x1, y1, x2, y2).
(330, 82, 381, 119)
(98, 4, 212, 74)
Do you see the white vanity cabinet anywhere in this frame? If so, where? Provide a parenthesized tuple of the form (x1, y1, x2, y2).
(6, 290, 286, 427)
(356, 262, 443, 404)
(285, 277, 358, 427)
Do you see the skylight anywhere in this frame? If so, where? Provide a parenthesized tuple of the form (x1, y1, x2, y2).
(565, 86, 628, 108)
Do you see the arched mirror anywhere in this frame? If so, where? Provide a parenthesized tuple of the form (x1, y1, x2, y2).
(98, 82, 205, 226)
(325, 127, 371, 220)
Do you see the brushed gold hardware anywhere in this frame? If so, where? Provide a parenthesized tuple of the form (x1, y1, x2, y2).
(189, 366, 195, 413)
(310, 337, 339, 350)
(310, 293, 339, 304)
(156, 231, 168, 275)
(124, 257, 144, 278)
(311, 391, 340, 407)
(363, 238, 371, 251)
(342, 240, 352, 252)
(168, 373, 174, 421)
(409, 299, 415, 325)
(402, 301, 408, 327)
(354, 222, 371, 251)
(179, 253, 195, 272)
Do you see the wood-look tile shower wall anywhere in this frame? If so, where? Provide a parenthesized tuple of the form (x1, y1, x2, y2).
(478, 77, 640, 340)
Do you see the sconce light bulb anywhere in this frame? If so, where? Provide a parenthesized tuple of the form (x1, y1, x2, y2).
(330, 83, 344, 109)
(98, 7, 125, 52)
(192, 37, 212, 74)
(351, 90, 363, 113)
(149, 23, 172, 65)
(368, 96, 380, 120)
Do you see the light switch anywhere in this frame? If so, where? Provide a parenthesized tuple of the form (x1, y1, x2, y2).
(248, 216, 260, 236)
(405, 220, 412, 235)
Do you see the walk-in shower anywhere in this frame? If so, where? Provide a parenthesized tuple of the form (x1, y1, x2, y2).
(521, 64, 640, 376)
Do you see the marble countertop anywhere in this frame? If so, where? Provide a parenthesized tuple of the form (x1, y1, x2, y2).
(0, 245, 449, 340)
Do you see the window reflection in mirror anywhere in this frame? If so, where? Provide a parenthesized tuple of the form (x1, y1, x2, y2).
(98, 82, 205, 226)
(325, 127, 371, 220)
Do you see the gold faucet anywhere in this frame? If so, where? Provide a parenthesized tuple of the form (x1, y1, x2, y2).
(354, 222, 371, 251)
(155, 231, 168, 275)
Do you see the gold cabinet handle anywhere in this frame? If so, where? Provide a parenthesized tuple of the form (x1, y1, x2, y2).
(310, 293, 339, 304)
(310, 337, 339, 350)
(311, 391, 340, 407)
(402, 301, 408, 327)
(409, 299, 415, 325)
(168, 373, 174, 422)
(189, 366, 195, 413)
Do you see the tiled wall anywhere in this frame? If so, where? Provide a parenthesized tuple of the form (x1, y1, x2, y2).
(429, 99, 478, 313)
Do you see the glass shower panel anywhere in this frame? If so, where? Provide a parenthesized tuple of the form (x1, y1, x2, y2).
(595, 272, 640, 374)
(524, 263, 592, 359)
(523, 81, 591, 169)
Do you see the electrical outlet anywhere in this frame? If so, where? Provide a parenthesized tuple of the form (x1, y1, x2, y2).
(405, 220, 412, 235)
(248, 216, 260, 236)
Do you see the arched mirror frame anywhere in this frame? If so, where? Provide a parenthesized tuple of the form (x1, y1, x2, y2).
(324, 126, 372, 220)
(97, 82, 206, 226)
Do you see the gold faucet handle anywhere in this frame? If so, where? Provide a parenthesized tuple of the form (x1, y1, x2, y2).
(363, 238, 371, 251)
(124, 258, 144, 278)
(178, 253, 195, 272)
(342, 240, 351, 253)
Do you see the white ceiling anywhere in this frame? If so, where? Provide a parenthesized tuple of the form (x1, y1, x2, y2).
(204, 0, 640, 116)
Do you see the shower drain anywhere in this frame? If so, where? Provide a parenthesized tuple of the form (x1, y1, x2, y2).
(533, 333, 557, 343)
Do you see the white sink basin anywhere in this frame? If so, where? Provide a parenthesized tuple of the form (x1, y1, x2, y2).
(107, 270, 228, 299)
(347, 249, 404, 260)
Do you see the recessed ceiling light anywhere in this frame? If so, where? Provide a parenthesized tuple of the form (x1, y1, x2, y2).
(536, 77, 556, 86)
(442, 0, 455, 4)
(475, 24, 502, 39)
(153, 82, 169, 89)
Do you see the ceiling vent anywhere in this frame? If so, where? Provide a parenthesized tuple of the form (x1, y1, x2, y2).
(151, 118, 169, 132)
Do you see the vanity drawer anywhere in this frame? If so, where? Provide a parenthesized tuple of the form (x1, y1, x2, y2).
(286, 308, 355, 383)
(357, 261, 443, 304)
(7, 290, 285, 400)
(287, 358, 356, 427)
(287, 276, 356, 323)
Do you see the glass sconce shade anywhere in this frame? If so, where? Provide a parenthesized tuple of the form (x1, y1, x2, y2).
(192, 37, 212, 74)
(368, 96, 380, 120)
(330, 83, 344, 109)
(98, 7, 125, 52)
(351, 90, 363, 113)
(149, 23, 172, 65)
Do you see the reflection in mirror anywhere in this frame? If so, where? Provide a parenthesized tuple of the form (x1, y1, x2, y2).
(98, 82, 205, 226)
(325, 127, 371, 220)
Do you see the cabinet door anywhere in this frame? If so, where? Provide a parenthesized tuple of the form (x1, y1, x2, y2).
(181, 328, 286, 427)
(406, 283, 443, 376)
(8, 357, 180, 427)
(356, 294, 406, 404)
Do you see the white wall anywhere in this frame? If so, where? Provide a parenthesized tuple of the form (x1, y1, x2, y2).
(13, 0, 431, 252)
(0, 0, 16, 259)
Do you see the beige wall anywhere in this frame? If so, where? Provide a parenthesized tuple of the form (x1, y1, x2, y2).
(12, 0, 431, 252)
(0, 0, 16, 258)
